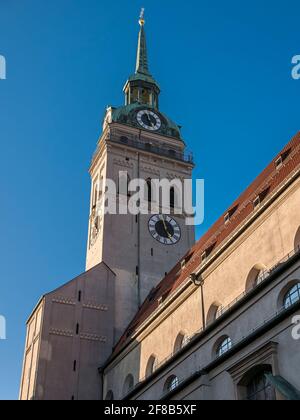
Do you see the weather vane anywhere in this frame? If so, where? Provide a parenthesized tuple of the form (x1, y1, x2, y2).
(139, 8, 145, 26)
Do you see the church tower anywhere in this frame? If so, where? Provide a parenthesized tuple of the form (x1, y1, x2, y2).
(86, 11, 195, 340)
(19, 12, 195, 401)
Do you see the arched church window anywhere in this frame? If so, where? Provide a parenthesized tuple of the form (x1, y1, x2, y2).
(238, 365, 276, 401)
(164, 375, 179, 393)
(123, 374, 134, 397)
(247, 369, 276, 400)
(245, 264, 266, 292)
(173, 333, 189, 353)
(216, 336, 232, 358)
(105, 390, 114, 400)
(283, 283, 300, 309)
(145, 355, 157, 378)
(206, 302, 222, 325)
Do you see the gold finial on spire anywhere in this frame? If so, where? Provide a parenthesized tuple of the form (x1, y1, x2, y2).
(139, 8, 145, 26)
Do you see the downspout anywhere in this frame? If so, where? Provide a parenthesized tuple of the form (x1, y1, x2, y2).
(98, 367, 104, 400)
(190, 274, 206, 329)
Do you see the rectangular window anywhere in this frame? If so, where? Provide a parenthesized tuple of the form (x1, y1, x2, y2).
(141, 88, 151, 105)
(253, 196, 261, 209)
(224, 213, 230, 225)
(92, 176, 99, 207)
(132, 87, 140, 103)
(275, 156, 283, 169)
(73, 360, 77, 372)
(78, 291, 82, 302)
(76, 324, 79, 335)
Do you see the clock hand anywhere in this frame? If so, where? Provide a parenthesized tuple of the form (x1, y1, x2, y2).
(160, 215, 172, 239)
(146, 112, 156, 128)
(146, 114, 153, 127)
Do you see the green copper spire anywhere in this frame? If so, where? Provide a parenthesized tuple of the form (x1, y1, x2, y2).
(135, 9, 150, 75)
(123, 9, 160, 109)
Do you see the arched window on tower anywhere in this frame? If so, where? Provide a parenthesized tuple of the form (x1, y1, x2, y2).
(92, 179, 99, 209)
(169, 184, 181, 212)
(131, 86, 140, 104)
(170, 187, 175, 209)
(94, 186, 99, 206)
(118, 173, 131, 197)
(141, 88, 151, 105)
(146, 178, 152, 203)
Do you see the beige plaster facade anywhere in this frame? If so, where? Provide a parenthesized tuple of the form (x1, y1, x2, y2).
(19, 263, 115, 400)
(102, 164, 300, 401)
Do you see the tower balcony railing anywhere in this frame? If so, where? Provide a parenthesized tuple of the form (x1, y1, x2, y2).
(93, 132, 194, 164)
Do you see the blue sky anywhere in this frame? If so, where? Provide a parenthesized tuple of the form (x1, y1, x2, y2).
(0, 0, 299, 400)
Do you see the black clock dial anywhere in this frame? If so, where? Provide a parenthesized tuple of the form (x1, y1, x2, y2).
(148, 215, 181, 245)
(137, 110, 162, 131)
(142, 113, 156, 126)
(155, 220, 175, 238)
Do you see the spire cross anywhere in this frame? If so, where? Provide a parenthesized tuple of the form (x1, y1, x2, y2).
(136, 8, 149, 74)
(139, 8, 145, 26)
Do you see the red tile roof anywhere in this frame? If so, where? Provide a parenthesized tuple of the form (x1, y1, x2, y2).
(112, 132, 300, 357)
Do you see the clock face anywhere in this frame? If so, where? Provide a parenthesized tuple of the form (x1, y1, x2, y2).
(137, 110, 162, 131)
(148, 215, 181, 245)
